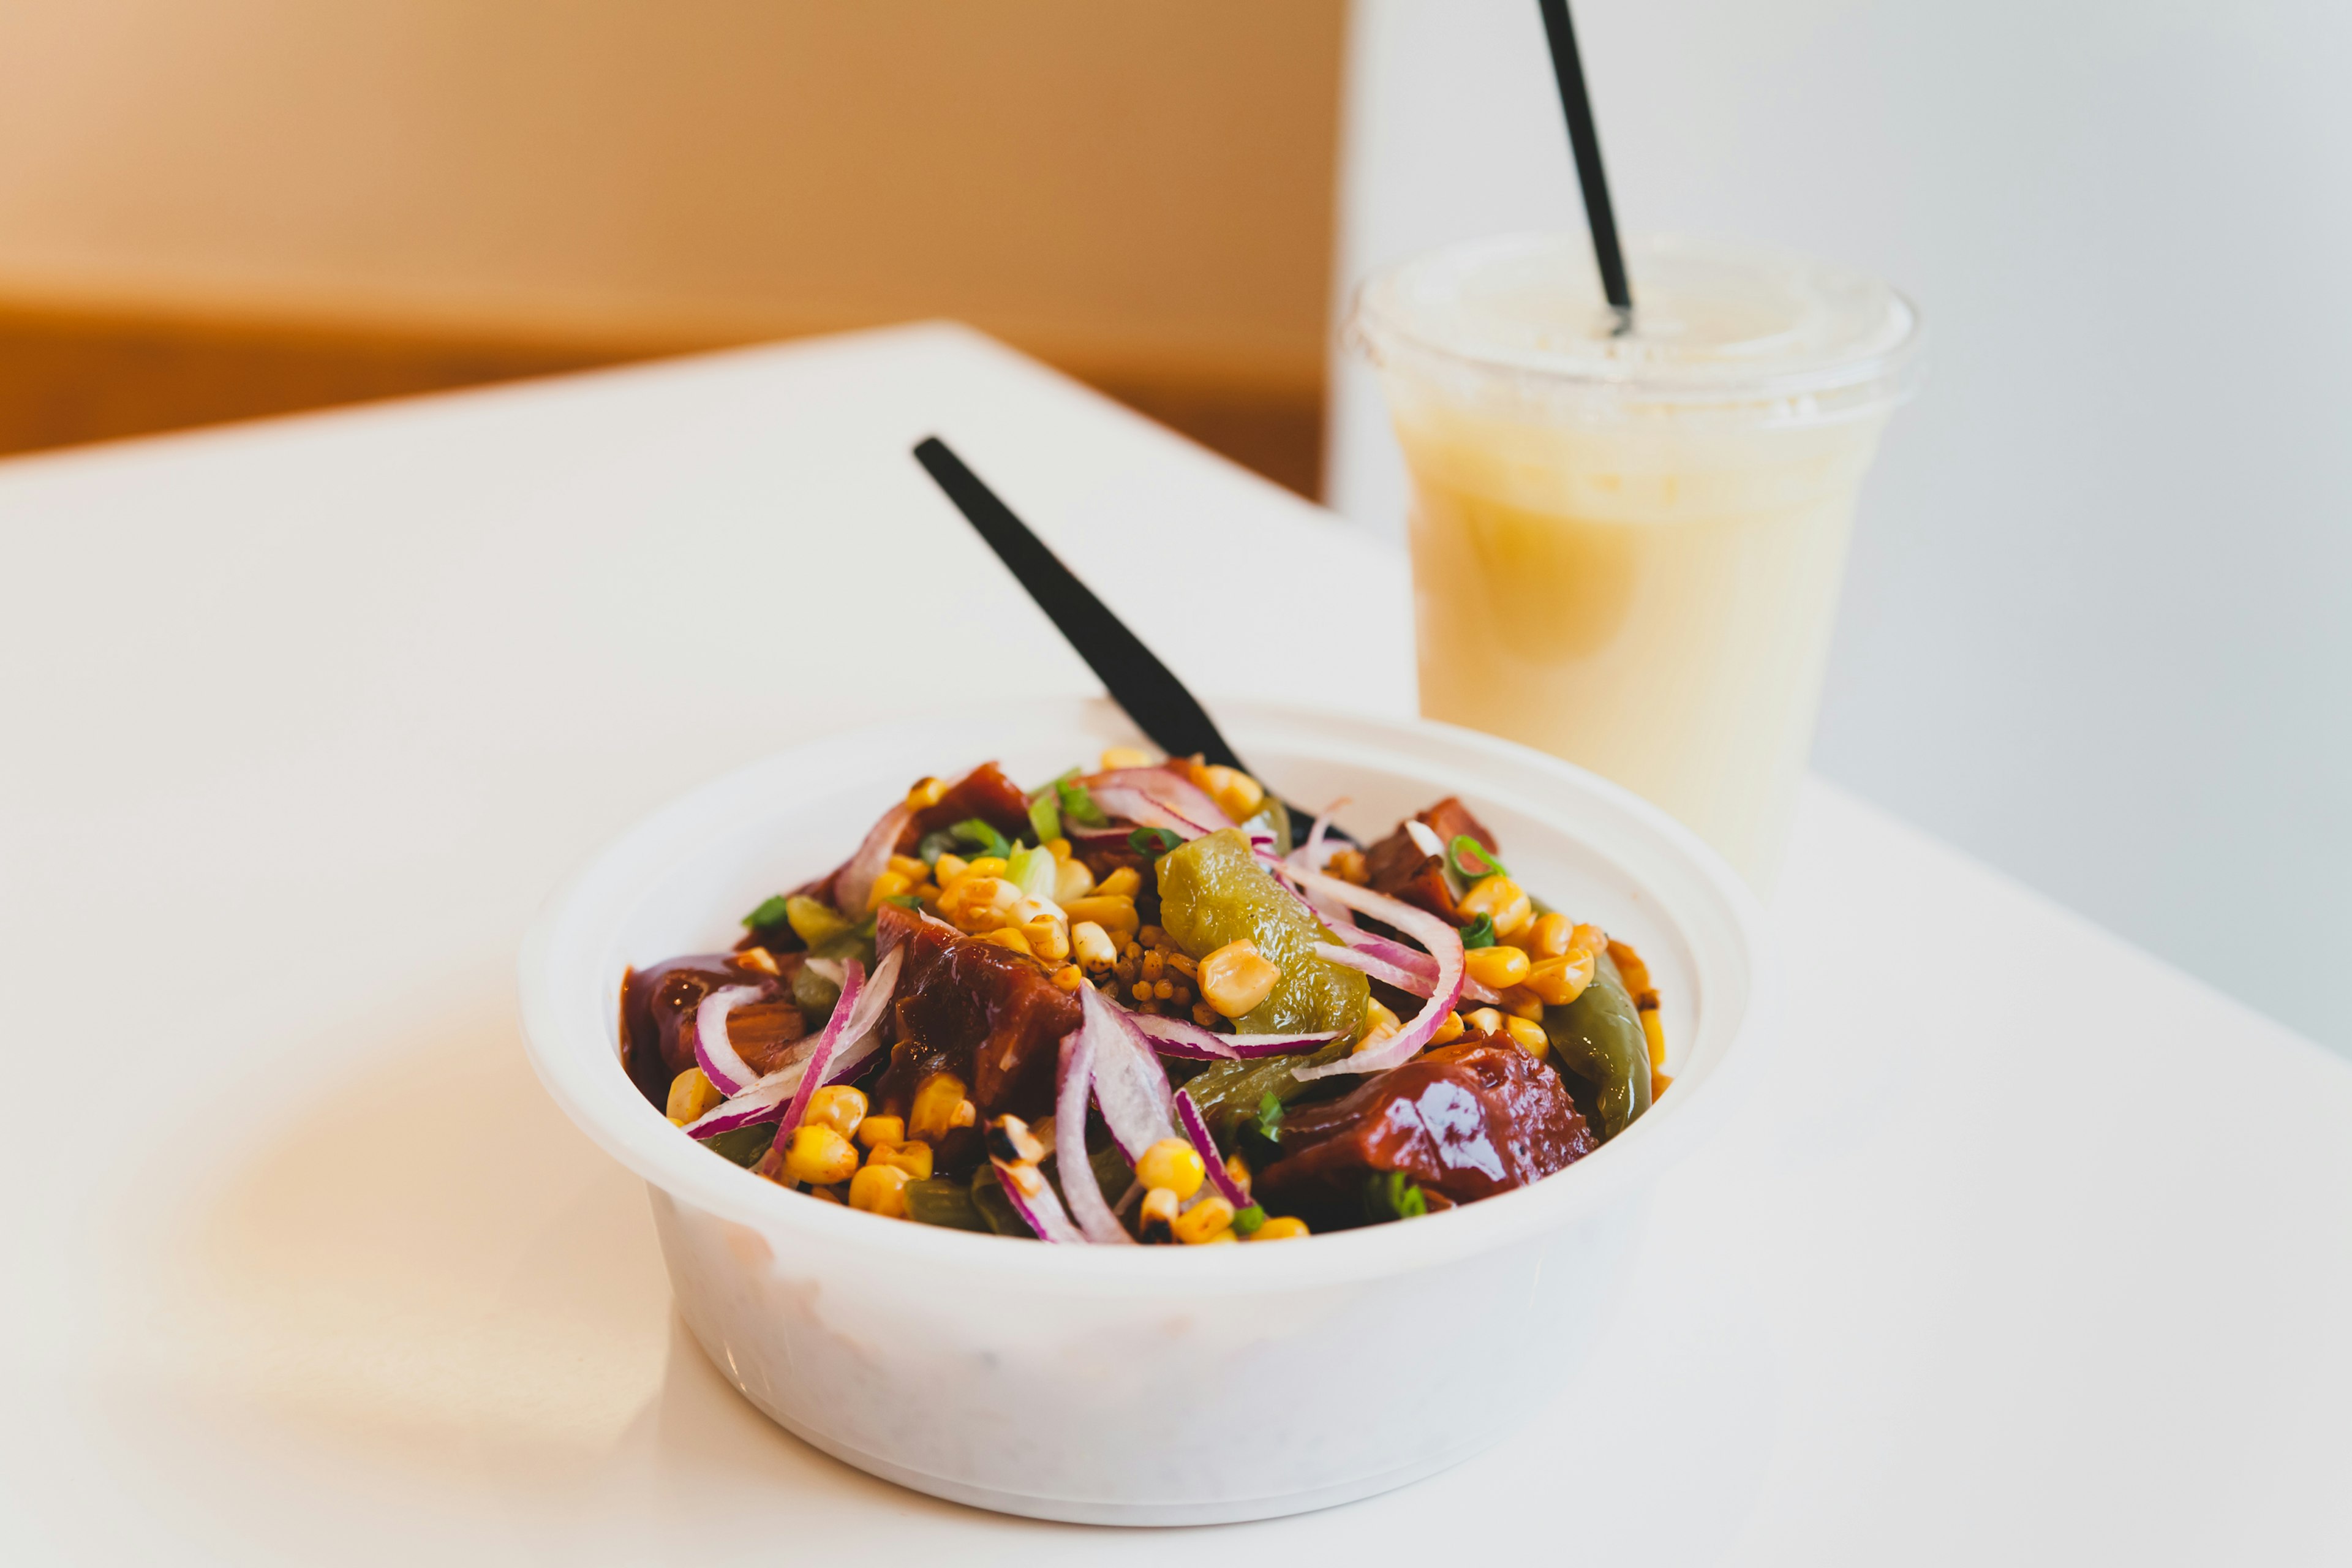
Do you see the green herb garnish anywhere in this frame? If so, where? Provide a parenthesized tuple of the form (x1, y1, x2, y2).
(1364, 1169, 1429, 1223)
(951, 817, 1014, 859)
(1458, 913, 1498, 949)
(1129, 826, 1182, 858)
(1238, 1090, 1284, 1166)
(1232, 1204, 1267, 1237)
(915, 829, 960, 865)
(1449, 834, 1508, 881)
(1256, 1090, 1283, 1138)
(742, 893, 792, 930)
(1056, 774, 1108, 828)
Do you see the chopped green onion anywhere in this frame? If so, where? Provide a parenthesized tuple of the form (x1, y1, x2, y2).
(1028, 794, 1060, 846)
(1365, 1169, 1428, 1223)
(1006, 843, 1058, 900)
(1449, 834, 1508, 881)
(883, 893, 923, 910)
(742, 893, 791, 930)
(951, 817, 1013, 859)
(1231, 1204, 1267, 1237)
(1458, 913, 1498, 949)
(1056, 774, 1107, 827)
(1129, 826, 1182, 858)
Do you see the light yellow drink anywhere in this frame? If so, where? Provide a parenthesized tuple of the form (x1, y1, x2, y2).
(1354, 235, 1920, 888)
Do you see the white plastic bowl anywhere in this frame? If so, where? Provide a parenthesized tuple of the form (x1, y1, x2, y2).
(518, 699, 1772, 1526)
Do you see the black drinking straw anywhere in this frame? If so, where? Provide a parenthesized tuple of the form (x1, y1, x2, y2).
(1537, 0, 1632, 324)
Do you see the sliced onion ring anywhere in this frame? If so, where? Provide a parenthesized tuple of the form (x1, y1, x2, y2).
(1280, 864, 1465, 1081)
(692, 984, 765, 1096)
(1080, 984, 1178, 1161)
(835, 801, 911, 920)
(990, 1156, 1087, 1243)
(1055, 1025, 1133, 1244)
(1325, 922, 1502, 1005)
(771, 959, 863, 1148)
(1121, 1008, 1340, 1061)
(1315, 938, 1502, 1007)
(1174, 1090, 1253, 1210)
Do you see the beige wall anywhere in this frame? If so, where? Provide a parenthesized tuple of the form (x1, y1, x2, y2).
(0, 1, 1343, 399)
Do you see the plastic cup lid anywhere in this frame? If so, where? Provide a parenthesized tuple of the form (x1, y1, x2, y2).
(1351, 233, 1923, 424)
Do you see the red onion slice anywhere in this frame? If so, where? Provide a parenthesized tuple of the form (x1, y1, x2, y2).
(809, 944, 902, 1091)
(1083, 766, 1235, 840)
(1173, 1090, 1253, 1210)
(1314, 939, 1502, 1007)
(771, 959, 864, 1149)
(692, 984, 766, 1096)
(990, 1157, 1087, 1243)
(1280, 865, 1465, 1082)
(1286, 801, 1358, 927)
(1325, 922, 1501, 1005)
(835, 801, 911, 919)
(1055, 1025, 1133, 1244)
(1080, 984, 1178, 1161)
(1121, 1009, 1340, 1060)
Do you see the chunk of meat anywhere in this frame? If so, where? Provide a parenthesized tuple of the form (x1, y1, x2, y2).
(1362, 796, 1501, 925)
(871, 903, 1081, 1124)
(1254, 1038, 1594, 1227)
(617, 954, 793, 1108)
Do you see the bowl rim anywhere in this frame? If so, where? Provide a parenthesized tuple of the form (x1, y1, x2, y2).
(518, 698, 1778, 1295)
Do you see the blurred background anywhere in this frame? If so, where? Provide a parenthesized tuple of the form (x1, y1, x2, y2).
(4, 0, 2345, 1059)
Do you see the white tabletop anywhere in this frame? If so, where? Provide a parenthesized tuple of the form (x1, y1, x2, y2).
(4, 323, 2347, 1566)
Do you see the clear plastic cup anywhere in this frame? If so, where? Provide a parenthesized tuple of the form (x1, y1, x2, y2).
(1351, 233, 1923, 889)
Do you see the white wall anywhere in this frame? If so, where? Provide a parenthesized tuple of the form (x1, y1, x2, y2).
(1331, 0, 2352, 1056)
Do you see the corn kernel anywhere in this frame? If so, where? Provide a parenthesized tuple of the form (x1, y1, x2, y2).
(1431, 1009, 1466, 1046)
(848, 1163, 911, 1217)
(1099, 746, 1153, 770)
(1199, 1230, 1239, 1244)
(1046, 836, 1072, 862)
(1642, 1008, 1666, 1072)
(1328, 848, 1368, 885)
(1463, 944, 1532, 989)
(1521, 911, 1574, 959)
(1139, 1186, 1180, 1243)
(1525, 950, 1597, 1006)
(1198, 764, 1265, 822)
(1063, 894, 1139, 941)
(1653, 1071, 1675, 1096)
(1071, 920, 1118, 970)
(1053, 856, 1096, 904)
(856, 1114, 905, 1149)
(1464, 1006, 1506, 1038)
(666, 1066, 723, 1123)
(1026, 916, 1071, 963)
(733, 945, 781, 977)
(1199, 938, 1282, 1019)
(886, 854, 931, 884)
(1172, 1195, 1235, 1245)
(981, 926, 1033, 956)
(910, 1072, 971, 1142)
(932, 851, 970, 886)
(1251, 1215, 1310, 1242)
(805, 1084, 868, 1140)
(781, 1125, 861, 1185)
(1136, 1138, 1206, 1199)
(865, 868, 914, 911)
(950, 1098, 976, 1129)
(1093, 865, 1142, 899)
(872, 1139, 933, 1181)
(941, 875, 1022, 933)
(1457, 875, 1533, 938)
(1501, 986, 1546, 1021)
(905, 775, 948, 811)
(1224, 1153, 1253, 1195)
(1353, 997, 1402, 1054)
(1503, 1015, 1550, 1058)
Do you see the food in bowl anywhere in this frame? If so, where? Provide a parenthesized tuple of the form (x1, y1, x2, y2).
(620, 750, 1668, 1245)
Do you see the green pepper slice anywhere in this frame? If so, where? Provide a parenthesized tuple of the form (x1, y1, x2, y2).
(904, 1177, 992, 1232)
(1542, 947, 1652, 1140)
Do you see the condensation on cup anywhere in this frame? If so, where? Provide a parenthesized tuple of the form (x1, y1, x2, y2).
(1352, 234, 1923, 890)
